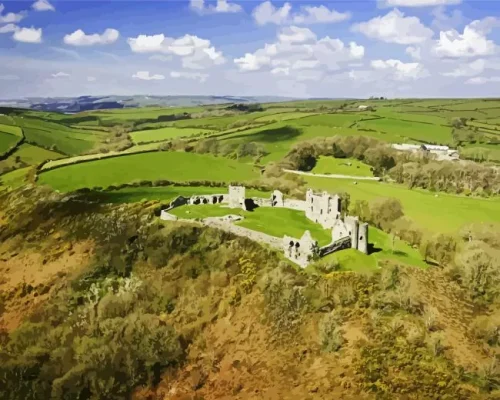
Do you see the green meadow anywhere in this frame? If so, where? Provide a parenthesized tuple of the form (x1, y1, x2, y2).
(305, 176, 500, 234)
(311, 157, 374, 177)
(169, 204, 333, 246)
(130, 127, 213, 144)
(0, 132, 20, 155)
(38, 152, 259, 192)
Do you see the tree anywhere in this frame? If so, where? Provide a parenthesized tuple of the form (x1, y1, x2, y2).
(369, 198, 404, 231)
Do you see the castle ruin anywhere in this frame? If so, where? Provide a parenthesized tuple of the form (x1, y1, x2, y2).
(160, 186, 369, 267)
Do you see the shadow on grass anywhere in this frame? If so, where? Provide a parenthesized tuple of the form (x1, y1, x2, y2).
(368, 243, 382, 255)
(244, 198, 259, 212)
(222, 126, 303, 143)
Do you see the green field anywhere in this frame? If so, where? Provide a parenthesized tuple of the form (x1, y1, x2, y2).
(89, 186, 270, 204)
(0, 167, 31, 190)
(130, 127, 213, 144)
(311, 157, 374, 176)
(0, 123, 23, 137)
(12, 116, 107, 155)
(169, 204, 333, 246)
(38, 152, 260, 192)
(319, 227, 427, 272)
(305, 176, 500, 234)
(13, 144, 63, 164)
(0, 132, 20, 155)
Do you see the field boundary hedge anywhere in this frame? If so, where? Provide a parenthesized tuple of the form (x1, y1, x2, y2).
(36, 147, 161, 178)
(0, 128, 25, 161)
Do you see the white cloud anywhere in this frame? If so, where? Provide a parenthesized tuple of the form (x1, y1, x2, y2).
(128, 33, 225, 70)
(352, 9, 434, 44)
(190, 0, 242, 14)
(0, 74, 20, 80)
(433, 18, 500, 58)
(132, 71, 165, 80)
(170, 71, 209, 82)
(292, 5, 350, 25)
(465, 76, 500, 85)
(12, 26, 42, 43)
(379, 0, 461, 7)
(442, 59, 486, 77)
(234, 26, 364, 75)
(253, 1, 291, 25)
(0, 4, 26, 24)
(431, 6, 464, 31)
(253, 1, 349, 26)
(87, 76, 96, 82)
(32, 0, 55, 12)
(371, 59, 428, 80)
(0, 23, 16, 33)
(51, 72, 70, 78)
(64, 29, 120, 46)
(278, 26, 316, 44)
(405, 46, 422, 60)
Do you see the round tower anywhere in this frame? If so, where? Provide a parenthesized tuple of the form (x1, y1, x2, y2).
(357, 223, 368, 254)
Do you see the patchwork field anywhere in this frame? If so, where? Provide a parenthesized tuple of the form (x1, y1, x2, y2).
(38, 151, 260, 192)
(0, 132, 20, 155)
(130, 127, 213, 144)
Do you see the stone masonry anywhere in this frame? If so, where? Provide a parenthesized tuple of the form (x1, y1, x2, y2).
(160, 185, 370, 267)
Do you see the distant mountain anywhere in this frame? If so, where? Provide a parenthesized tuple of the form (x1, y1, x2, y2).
(0, 95, 302, 113)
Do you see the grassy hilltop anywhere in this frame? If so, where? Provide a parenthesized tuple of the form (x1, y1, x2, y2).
(1, 98, 500, 398)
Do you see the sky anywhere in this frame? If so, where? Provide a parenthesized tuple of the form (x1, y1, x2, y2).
(1, 0, 500, 99)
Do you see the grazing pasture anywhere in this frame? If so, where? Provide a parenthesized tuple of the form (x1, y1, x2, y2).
(130, 127, 213, 144)
(0, 132, 20, 155)
(305, 176, 500, 234)
(38, 151, 259, 192)
(311, 157, 374, 177)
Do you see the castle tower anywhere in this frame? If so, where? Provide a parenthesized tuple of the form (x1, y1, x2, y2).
(228, 185, 246, 209)
(345, 216, 359, 249)
(271, 189, 284, 207)
(357, 223, 368, 254)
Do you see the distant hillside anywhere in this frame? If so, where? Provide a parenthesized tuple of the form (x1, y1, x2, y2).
(0, 95, 302, 113)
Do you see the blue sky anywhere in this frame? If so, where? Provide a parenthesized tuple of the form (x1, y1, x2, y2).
(1, 0, 500, 98)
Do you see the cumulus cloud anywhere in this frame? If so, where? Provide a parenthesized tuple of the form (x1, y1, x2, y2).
(32, 0, 55, 11)
(127, 33, 225, 70)
(465, 76, 500, 85)
(51, 72, 70, 78)
(252, 1, 349, 26)
(352, 9, 434, 44)
(170, 71, 209, 82)
(371, 59, 429, 80)
(378, 0, 461, 7)
(441, 59, 486, 77)
(406, 46, 422, 60)
(64, 29, 120, 46)
(190, 0, 242, 14)
(433, 18, 500, 57)
(234, 25, 364, 77)
(13, 26, 42, 43)
(0, 23, 16, 33)
(132, 71, 165, 80)
(0, 4, 26, 24)
(431, 6, 464, 31)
